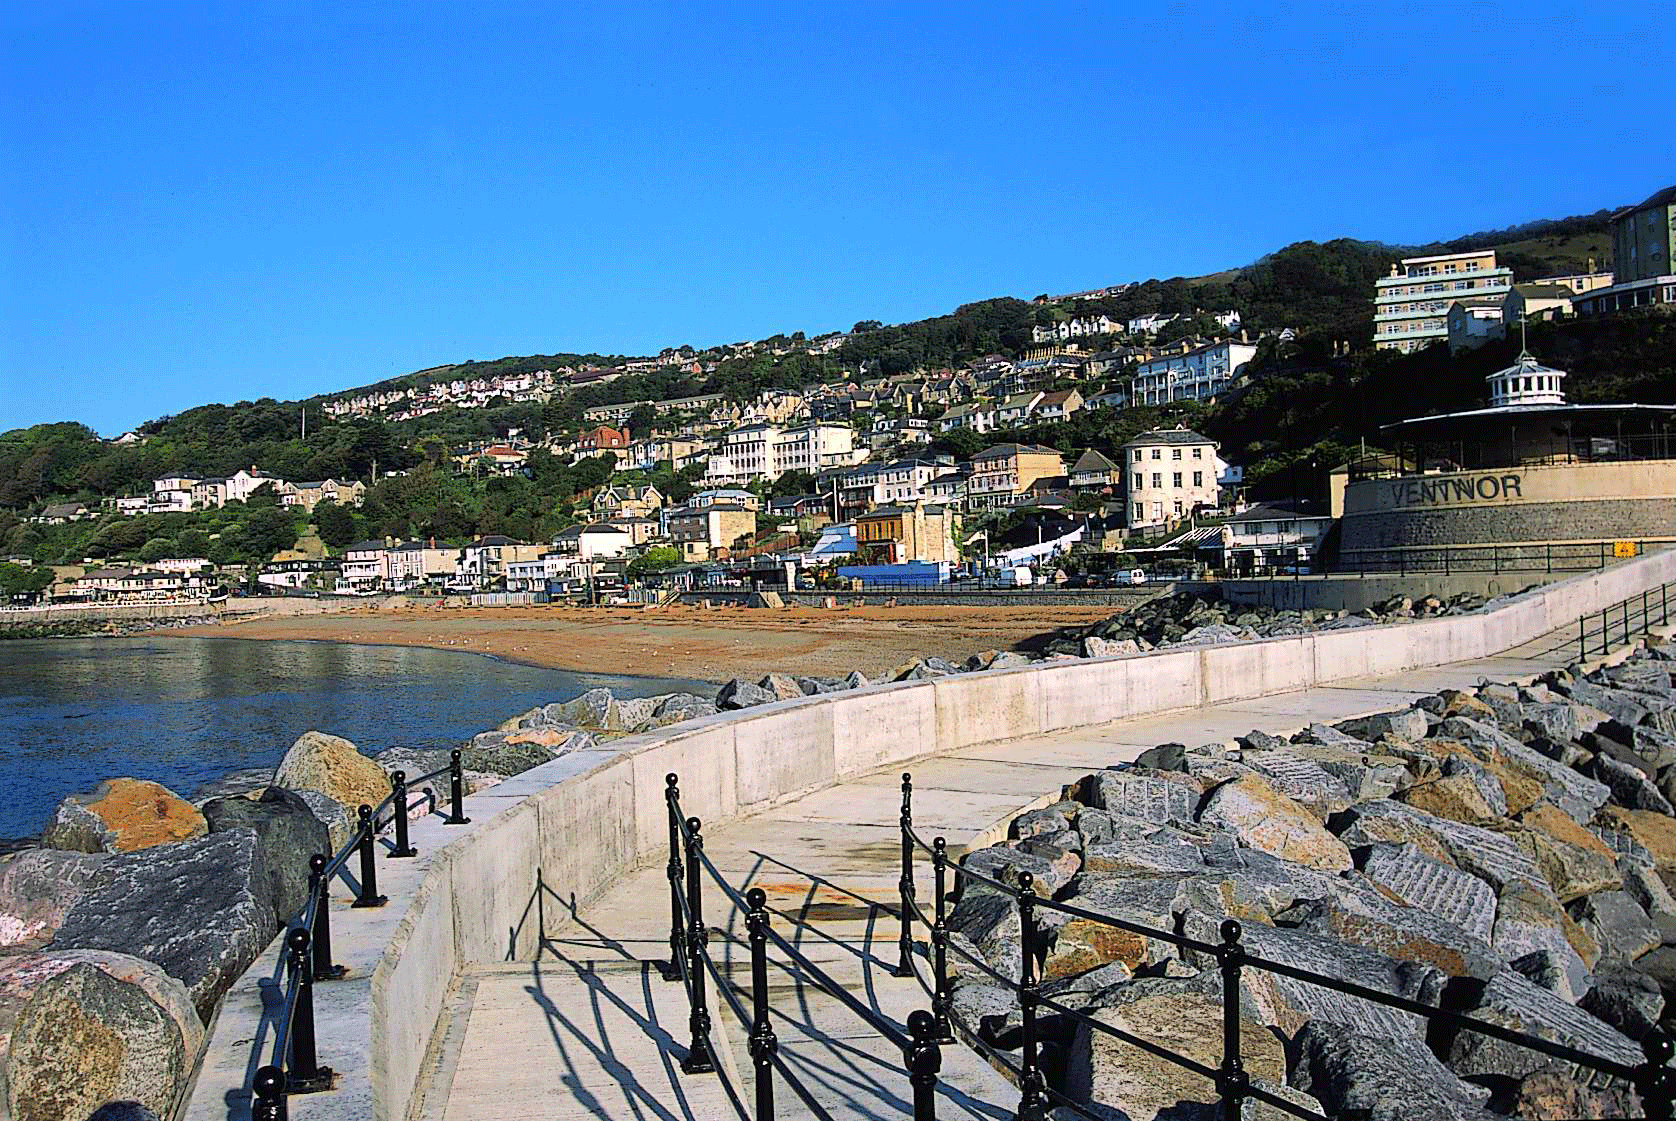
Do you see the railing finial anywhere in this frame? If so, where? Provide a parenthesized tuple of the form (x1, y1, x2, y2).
(906, 1009, 942, 1120)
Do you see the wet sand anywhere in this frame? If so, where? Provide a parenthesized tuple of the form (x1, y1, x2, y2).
(169, 601, 1116, 684)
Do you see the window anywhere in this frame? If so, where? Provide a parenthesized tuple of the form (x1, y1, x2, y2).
(1151, 473, 1162, 488)
(1131, 449, 1142, 463)
(1132, 473, 1143, 490)
(1151, 448, 1161, 460)
(1171, 448, 1182, 460)
(1192, 447, 1203, 458)
(1133, 503, 1144, 520)
(1173, 472, 1182, 487)
(1193, 471, 1203, 486)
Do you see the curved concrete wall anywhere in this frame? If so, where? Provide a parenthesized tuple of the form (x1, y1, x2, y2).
(183, 548, 1676, 1121)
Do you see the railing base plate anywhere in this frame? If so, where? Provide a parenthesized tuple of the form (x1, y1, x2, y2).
(287, 1066, 336, 1095)
(352, 894, 387, 909)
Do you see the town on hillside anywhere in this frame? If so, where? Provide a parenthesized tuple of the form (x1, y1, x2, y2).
(4, 185, 1675, 608)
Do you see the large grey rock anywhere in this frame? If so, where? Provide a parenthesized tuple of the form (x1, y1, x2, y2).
(1060, 989, 1291, 1121)
(49, 830, 276, 1020)
(1590, 751, 1676, 813)
(1182, 912, 1446, 1040)
(1447, 969, 1640, 1081)
(0, 849, 107, 953)
(461, 727, 594, 776)
(1570, 889, 1659, 962)
(946, 890, 1020, 985)
(716, 679, 775, 710)
(1336, 707, 1429, 744)
(962, 842, 1078, 897)
(1274, 891, 1504, 981)
(1582, 960, 1665, 1040)
(1354, 842, 1496, 943)
(202, 788, 330, 923)
(40, 779, 207, 855)
(1556, 678, 1655, 726)
(86, 1105, 163, 1121)
(1198, 773, 1353, 872)
(607, 695, 660, 733)
(1084, 770, 1199, 828)
(271, 731, 391, 811)
(757, 673, 806, 702)
(290, 790, 355, 851)
(1240, 750, 1353, 819)
(1509, 948, 1592, 1004)
(187, 768, 272, 804)
(648, 692, 720, 728)
(1436, 715, 1611, 822)
(1290, 1020, 1498, 1121)
(0, 949, 202, 1121)
(1619, 860, 1676, 943)
(543, 687, 618, 728)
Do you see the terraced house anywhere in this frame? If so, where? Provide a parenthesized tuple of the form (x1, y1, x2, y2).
(966, 443, 1066, 511)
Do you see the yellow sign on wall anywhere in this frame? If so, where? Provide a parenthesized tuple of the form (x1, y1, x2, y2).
(1615, 541, 1639, 558)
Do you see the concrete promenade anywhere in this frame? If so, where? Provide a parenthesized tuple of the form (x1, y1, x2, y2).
(410, 625, 1584, 1121)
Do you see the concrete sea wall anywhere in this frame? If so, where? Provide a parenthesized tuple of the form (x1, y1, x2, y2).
(183, 548, 1676, 1120)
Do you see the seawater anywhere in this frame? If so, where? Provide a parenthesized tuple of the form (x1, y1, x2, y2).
(0, 636, 706, 840)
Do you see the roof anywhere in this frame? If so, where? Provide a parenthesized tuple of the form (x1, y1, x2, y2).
(1125, 427, 1215, 448)
(1513, 282, 1577, 301)
(1229, 505, 1334, 524)
(1617, 184, 1676, 219)
(1038, 389, 1081, 406)
(345, 540, 387, 553)
(42, 502, 84, 517)
(1071, 449, 1118, 473)
(973, 443, 1061, 460)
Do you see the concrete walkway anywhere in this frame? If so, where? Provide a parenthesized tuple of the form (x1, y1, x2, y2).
(411, 627, 1583, 1121)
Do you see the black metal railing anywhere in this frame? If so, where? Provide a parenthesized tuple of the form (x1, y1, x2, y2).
(250, 750, 473, 1119)
(1240, 540, 1653, 581)
(663, 774, 946, 1119)
(1346, 433, 1676, 482)
(1580, 580, 1676, 661)
(888, 772, 1676, 1121)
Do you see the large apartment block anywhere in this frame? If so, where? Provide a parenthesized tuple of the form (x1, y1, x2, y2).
(1577, 185, 1676, 317)
(1373, 250, 1514, 353)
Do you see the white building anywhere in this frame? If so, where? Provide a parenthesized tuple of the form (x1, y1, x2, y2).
(1131, 340, 1258, 405)
(1030, 314, 1122, 344)
(1124, 427, 1221, 531)
(1373, 250, 1514, 353)
(704, 423, 857, 482)
(1127, 313, 1177, 335)
(937, 402, 996, 433)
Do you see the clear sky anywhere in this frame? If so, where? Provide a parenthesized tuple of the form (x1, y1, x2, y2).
(1, 2, 1671, 435)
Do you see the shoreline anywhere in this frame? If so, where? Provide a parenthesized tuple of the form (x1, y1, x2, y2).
(164, 601, 1117, 683)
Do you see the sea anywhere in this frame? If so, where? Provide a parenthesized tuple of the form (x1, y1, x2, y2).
(0, 635, 705, 841)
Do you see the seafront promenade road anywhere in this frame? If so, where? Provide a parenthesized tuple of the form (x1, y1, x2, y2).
(410, 626, 1583, 1121)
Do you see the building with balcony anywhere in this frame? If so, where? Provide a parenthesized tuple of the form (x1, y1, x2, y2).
(853, 503, 959, 565)
(1576, 186, 1676, 318)
(966, 444, 1067, 511)
(1131, 340, 1257, 406)
(1374, 250, 1514, 353)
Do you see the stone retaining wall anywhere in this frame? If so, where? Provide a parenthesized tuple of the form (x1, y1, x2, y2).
(183, 548, 1676, 1121)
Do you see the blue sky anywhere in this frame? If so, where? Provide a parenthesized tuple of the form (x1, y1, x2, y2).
(2, 2, 1671, 435)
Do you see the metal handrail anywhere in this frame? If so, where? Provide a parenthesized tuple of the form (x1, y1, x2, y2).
(663, 775, 944, 1119)
(895, 774, 1676, 1121)
(250, 749, 474, 1119)
(1580, 580, 1674, 661)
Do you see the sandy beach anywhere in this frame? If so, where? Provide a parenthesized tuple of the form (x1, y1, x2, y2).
(169, 601, 1118, 683)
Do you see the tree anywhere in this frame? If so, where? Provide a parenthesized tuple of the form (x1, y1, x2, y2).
(0, 562, 53, 602)
(244, 507, 300, 560)
(626, 404, 656, 435)
(770, 470, 816, 498)
(138, 537, 178, 563)
(313, 501, 358, 548)
(626, 545, 681, 577)
(852, 320, 883, 333)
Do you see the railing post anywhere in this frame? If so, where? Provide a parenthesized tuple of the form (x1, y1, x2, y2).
(1645, 590, 1652, 634)
(1016, 871, 1048, 1120)
(896, 773, 915, 978)
(285, 927, 333, 1092)
(661, 774, 685, 983)
(745, 887, 779, 1120)
(351, 805, 385, 908)
(444, 749, 471, 825)
(1579, 615, 1587, 663)
(251, 1066, 286, 1121)
(389, 771, 416, 858)
(1663, 583, 1669, 626)
(906, 1009, 942, 1121)
(1639, 1027, 1674, 1121)
(1217, 920, 1248, 1121)
(930, 837, 954, 1043)
(307, 854, 345, 981)
(681, 816, 716, 1075)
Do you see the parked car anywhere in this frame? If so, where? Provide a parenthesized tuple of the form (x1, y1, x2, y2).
(1126, 569, 1148, 585)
